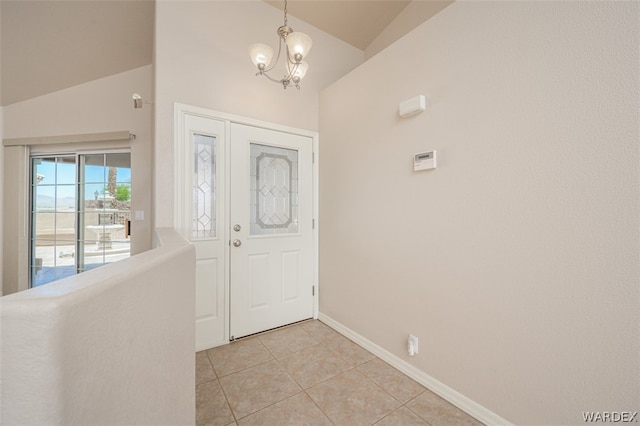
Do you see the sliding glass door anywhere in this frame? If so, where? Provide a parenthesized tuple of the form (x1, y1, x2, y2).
(31, 155, 77, 285)
(30, 152, 131, 287)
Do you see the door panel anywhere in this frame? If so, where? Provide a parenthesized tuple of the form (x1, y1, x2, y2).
(230, 123, 313, 339)
(282, 250, 300, 301)
(248, 253, 269, 309)
(182, 115, 227, 350)
(195, 259, 219, 317)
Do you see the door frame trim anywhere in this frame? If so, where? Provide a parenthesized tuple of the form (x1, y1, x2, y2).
(174, 103, 319, 346)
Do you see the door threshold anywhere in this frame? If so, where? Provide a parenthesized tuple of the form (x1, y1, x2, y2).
(230, 317, 314, 342)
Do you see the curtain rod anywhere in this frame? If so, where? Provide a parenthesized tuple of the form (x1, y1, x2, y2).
(3, 131, 135, 147)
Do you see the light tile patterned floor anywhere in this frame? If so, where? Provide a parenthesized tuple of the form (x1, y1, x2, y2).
(196, 320, 484, 426)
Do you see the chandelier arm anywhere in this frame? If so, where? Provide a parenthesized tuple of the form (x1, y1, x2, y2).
(284, 61, 299, 82)
(283, 46, 300, 79)
(286, 50, 297, 65)
(263, 38, 283, 73)
(260, 72, 286, 85)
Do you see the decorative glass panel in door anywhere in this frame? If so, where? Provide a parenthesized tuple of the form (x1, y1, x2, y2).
(249, 143, 299, 235)
(192, 134, 217, 239)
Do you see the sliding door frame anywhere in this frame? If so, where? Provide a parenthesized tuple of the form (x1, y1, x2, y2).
(29, 149, 132, 288)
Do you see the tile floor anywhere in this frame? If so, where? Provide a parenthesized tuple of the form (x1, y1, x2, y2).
(196, 320, 484, 426)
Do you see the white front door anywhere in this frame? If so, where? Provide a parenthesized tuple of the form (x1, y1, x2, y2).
(229, 123, 314, 339)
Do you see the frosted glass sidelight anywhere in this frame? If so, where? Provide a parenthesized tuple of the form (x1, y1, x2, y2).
(192, 134, 217, 239)
(250, 143, 299, 235)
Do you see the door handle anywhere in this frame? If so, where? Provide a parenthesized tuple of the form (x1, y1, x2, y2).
(232, 239, 242, 247)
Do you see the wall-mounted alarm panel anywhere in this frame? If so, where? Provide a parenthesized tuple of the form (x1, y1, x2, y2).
(414, 151, 436, 171)
(399, 95, 427, 118)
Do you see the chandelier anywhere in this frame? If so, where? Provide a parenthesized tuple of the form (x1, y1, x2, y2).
(248, 0, 313, 90)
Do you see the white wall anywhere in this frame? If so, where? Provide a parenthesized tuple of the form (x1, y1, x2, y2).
(3, 65, 153, 255)
(154, 0, 363, 228)
(0, 228, 195, 425)
(319, 2, 639, 425)
(0, 107, 3, 296)
(1, 1, 4, 295)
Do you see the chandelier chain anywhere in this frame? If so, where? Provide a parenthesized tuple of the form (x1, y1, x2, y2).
(283, 0, 288, 27)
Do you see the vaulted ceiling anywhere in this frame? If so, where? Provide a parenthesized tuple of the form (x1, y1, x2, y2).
(1, 1, 155, 106)
(266, 0, 411, 50)
(0, 0, 452, 106)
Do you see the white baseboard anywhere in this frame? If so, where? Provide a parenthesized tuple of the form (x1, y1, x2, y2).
(318, 313, 514, 426)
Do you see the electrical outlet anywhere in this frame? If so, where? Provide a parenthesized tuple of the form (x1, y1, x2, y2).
(408, 334, 419, 356)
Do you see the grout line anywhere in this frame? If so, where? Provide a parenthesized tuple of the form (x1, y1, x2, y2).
(215, 377, 239, 425)
(216, 356, 275, 379)
(206, 338, 275, 379)
(195, 376, 218, 387)
(204, 348, 220, 380)
(302, 387, 336, 425)
(402, 396, 436, 426)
